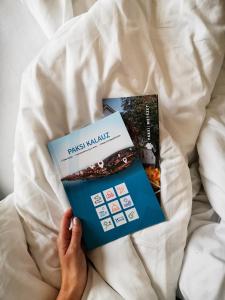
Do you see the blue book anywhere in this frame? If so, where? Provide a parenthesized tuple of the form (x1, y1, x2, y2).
(48, 112, 165, 250)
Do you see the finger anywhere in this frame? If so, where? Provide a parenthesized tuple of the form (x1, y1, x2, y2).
(68, 217, 82, 252)
(58, 208, 73, 257)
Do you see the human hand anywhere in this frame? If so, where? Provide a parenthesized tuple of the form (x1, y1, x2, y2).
(56, 208, 87, 300)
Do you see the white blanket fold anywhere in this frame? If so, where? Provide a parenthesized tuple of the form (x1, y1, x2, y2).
(21, 0, 96, 38)
(0, 195, 58, 300)
(179, 56, 225, 300)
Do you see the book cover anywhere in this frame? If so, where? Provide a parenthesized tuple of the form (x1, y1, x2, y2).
(103, 95, 161, 203)
(48, 112, 165, 250)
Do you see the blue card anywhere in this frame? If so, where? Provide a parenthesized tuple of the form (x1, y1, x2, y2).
(48, 112, 165, 250)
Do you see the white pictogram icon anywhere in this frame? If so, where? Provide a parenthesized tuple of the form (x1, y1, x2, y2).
(125, 208, 139, 222)
(113, 212, 127, 227)
(96, 205, 110, 219)
(108, 200, 122, 214)
(101, 217, 115, 232)
(103, 188, 117, 201)
(91, 193, 104, 206)
(120, 195, 134, 209)
(115, 183, 129, 197)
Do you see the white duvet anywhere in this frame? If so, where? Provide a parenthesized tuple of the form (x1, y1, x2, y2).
(1, 1, 225, 299)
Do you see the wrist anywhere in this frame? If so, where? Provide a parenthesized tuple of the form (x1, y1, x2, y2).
(57, 287, 82, 300)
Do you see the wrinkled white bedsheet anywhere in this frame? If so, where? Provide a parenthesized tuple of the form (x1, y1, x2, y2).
(0, 194, 57, 300)
(179, 55, 225, 299)
(1, 1, 225, 299)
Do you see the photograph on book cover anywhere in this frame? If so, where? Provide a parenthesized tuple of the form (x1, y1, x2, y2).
(103, 95, 160, 202)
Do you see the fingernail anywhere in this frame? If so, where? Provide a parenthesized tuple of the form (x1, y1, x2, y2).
(73, 217, 79, 226)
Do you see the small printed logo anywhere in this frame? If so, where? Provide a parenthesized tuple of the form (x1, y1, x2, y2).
(125, 208, 139, 222)
(103, 187, 117, 201)
(91, 193, 104, 207)
(108, 200, 122, 214)
(101, 217, 115, 232)
(95, 205, 110, 219)
(113, 212, 127, 227)
(119, 195, 134, 209)
(115, 183, 129, 197)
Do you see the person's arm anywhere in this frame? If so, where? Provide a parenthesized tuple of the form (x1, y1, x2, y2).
(57, 208, 87, 300)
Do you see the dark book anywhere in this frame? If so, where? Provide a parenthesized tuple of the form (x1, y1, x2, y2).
(103, 95, 161, 204)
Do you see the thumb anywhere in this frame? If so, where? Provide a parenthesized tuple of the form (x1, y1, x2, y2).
(69, 217, 82, 251)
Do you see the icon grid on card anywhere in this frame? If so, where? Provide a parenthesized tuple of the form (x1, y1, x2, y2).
(91, 182, 139, 232)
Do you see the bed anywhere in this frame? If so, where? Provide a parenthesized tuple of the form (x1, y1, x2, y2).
(0, 1, 225, 299)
